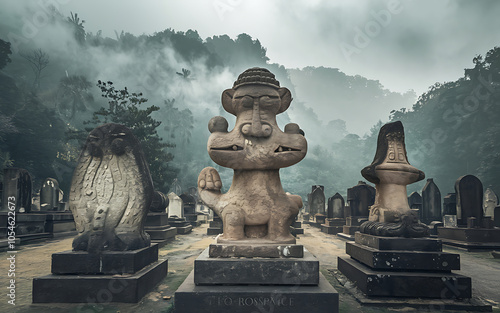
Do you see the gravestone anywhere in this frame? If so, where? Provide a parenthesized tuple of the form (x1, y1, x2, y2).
(339, 121, 475, 306)
(347, 181, 375, 217)
(483, 187, 498, 218)
(422, 178, 442, 224)
(167, 192, 184, 218)
(310, 185, 326, 226)
(408, 191, 422, 220)
(438, 175, 500, 251)
(321, 193, 345, 235)
(455, 175, 483, 226)
(33, 123, 167, 303)
(149, 190, 168, 212)
(180, 193, 199, 226)
(327, 193, 344, 219)
(145, 191, 175, 246)
(1, 168, 49, 241)
(340, 181, 374, 238)
(39, 178, 60, 211)
(176, 68, 338, 312)
(1, 168, 32, 213)
(495, 206, 500, 227)
(443, 193, 457, 216)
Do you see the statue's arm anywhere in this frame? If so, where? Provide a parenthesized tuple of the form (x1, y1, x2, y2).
(198, 167, 223, 215)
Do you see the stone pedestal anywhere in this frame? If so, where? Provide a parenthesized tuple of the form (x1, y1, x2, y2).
(207, 216, 223, 236)
(321, 218, 345, 235)
(43, 212, 76, 238)
(185, 213, 202, 227)
(338, 233, 472, 299)
(290, 220, 304, 236)
(309, 213, 326, 228)
(175, 246, 339, 313)
(338, 216, 368, 240)
(437, 226, 500, 251)
(145, 212, 176, 246)
(32, 244, 168, 303)
(168, 216, 193, 235)
(15, 213, 52, 243)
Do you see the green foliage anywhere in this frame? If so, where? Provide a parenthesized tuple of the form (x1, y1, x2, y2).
(57, 75, 94, 120)
(387, 46, 500, 193)
(87, 81, 178, 190)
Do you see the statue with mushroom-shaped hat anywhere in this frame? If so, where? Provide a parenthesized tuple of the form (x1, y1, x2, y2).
(359, 121, 430, 237)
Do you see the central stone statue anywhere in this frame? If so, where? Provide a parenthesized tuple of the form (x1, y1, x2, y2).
(198, 68, 307, 245)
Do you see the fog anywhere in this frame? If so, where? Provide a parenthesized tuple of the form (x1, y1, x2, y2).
(0, 0, 499, 200)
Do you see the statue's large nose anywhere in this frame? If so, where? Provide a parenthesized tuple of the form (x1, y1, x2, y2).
(241, 98, 272, 137)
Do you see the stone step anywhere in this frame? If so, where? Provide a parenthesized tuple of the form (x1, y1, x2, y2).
(175, 270, 339, 313)
(346, 242, 460, 271)
(338, 257, 471, 299)
(195, 247, 317, 285)
(355, 232, 442, 251)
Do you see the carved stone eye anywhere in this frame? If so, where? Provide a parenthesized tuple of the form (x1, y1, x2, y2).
(208, 116, 229, 133)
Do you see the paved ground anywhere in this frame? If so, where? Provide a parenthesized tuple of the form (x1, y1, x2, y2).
(0, 223, 498, 313)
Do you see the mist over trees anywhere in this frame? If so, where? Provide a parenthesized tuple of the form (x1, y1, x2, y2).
(0, 5, 498, 202)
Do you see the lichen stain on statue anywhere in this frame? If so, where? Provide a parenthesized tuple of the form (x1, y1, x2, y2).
(359, 121, 430, 237)
(69, 123, 153, 253)
(198, 68, 307, 244)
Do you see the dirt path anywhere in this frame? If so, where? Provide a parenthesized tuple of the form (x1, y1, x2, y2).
(0, 223, 498, 313)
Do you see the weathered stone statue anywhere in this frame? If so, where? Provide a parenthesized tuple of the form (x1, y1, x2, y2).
(359, 121, 429, 237)
(198, 68, 307, 244)
(69, 123, 153, 252)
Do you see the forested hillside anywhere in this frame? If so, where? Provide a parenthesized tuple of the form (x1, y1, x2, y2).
(0, 6, 498, 200)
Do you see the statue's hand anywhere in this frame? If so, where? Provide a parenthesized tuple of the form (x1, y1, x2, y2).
(198, 167, 222, 191)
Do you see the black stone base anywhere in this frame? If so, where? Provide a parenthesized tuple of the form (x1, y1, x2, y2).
(17, 232, 53, 243)
(338, 257, 471, 299)
(345, 242, 460, 271)
(342, 225, 360, 235)
(195, 248, 317, 285)
(175, 270, 339, 313)
(355, 232, 442, 251)
(145, 226, 177, 240)
(308, 221, 322, 228)
(337, 232, 355, 240)
(33, 259, 167, 303)
(438, 227, 500, 251)
(207, 227, 223, 236)
(176, 224, 193, 234)
(190, 220, 202, 227)
(209, 243, 304, 258)
(15, 213, 47, 235)
(439, 238, 500, 251)
(321, 225, 343, 235)
(43, 212, 75, 234)
(292, 221, 302, 228)
(52, 244, 159, 275)
(145, 212, 169, 226)
(290, 226, 304, 236)
(336, 271, 491, 312)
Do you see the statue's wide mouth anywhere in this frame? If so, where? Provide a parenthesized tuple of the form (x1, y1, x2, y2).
(274, 145, 301, 153)
(210, 145, 244, 151)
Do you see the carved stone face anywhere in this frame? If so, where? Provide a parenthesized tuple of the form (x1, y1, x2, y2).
(85, 124, 132, 158)
(207, 84, 307, 170)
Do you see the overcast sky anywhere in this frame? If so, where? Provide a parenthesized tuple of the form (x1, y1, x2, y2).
(2, 0, 500, 96)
